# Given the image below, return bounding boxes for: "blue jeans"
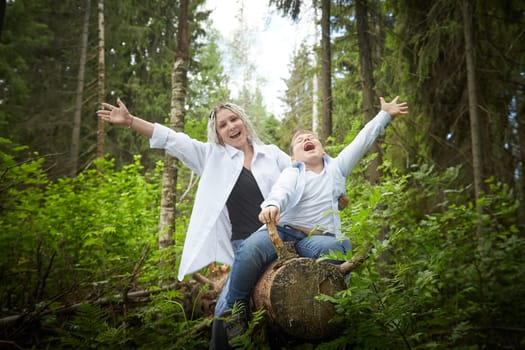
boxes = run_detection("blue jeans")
[224,225,351,310]
[214,239,243,317]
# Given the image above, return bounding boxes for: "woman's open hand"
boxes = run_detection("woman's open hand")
[97,98,133,126]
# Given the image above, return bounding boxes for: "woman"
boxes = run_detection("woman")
[97,98,290,347]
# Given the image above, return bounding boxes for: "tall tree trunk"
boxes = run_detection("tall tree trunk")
[312,66,319,133]
[97,0,105,159]
[516,88,525,226]
[158,0,189,249]
[70,0,91,177]
[320,0,332,141]
[312,5,319,134]
[355,0,380,184]
[462,0,484,205]
[0,0,5,38]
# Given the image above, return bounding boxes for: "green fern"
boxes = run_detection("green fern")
[59,304,130,349]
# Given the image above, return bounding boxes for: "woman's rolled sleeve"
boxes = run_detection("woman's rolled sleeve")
[149,123,172,149]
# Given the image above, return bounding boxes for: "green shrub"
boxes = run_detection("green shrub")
[327,164,525,349]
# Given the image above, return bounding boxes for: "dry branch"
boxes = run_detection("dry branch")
[0,283,180,328]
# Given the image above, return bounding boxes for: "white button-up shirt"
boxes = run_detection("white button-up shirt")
[150,123,290,280]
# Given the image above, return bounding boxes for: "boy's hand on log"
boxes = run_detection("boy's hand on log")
[259,205,280,224]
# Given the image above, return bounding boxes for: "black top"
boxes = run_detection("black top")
[226,167,264,241]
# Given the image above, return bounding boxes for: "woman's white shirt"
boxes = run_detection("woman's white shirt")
[149,123,290,280]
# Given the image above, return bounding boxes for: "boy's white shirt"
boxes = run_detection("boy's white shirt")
[261,110,392,237]
[149,123,291,281]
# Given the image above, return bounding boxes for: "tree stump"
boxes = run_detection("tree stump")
[252,223,346,340]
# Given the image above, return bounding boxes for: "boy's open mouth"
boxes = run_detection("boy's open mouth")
[304,142,315,151]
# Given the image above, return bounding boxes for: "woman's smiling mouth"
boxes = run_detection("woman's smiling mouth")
[230,131,241,139]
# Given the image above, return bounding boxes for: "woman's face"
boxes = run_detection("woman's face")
[215,108,249,149]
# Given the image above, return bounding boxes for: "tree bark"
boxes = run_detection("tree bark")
[312,5,319,134]
[355,0,381,184]
[158,0,189,248]
[96,0,105,159]
[253,257,345,340]
[0,0,5,39]
[320,0,332,141]
[70,0,90,177]
[516,86,525,225]
[462,0,484,205]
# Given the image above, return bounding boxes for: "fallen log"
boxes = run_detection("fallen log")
[252,222,367,340]
[253,256,345,340]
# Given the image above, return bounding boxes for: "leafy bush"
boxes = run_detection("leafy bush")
[327,164,525,349]
[1,152,161,304]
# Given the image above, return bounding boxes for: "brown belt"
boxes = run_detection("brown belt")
[289,225,334,237]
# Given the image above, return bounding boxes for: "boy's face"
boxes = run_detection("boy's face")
[291,132,325,163]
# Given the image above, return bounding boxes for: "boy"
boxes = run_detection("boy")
[221,96,408,344]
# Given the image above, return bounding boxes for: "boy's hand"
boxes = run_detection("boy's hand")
[380,96,409,118]
[259,206,280,224]
[338,194,349,210]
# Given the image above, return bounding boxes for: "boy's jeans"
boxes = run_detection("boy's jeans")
[224,225,351,310]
